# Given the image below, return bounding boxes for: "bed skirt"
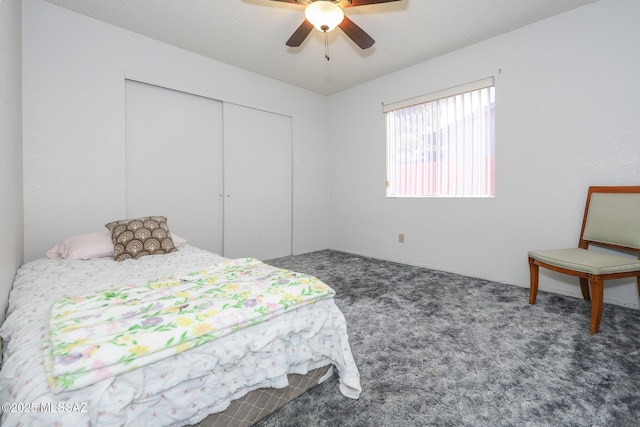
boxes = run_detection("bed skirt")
[194,365,332,427]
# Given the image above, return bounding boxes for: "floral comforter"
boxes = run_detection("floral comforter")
[47,258,335,392]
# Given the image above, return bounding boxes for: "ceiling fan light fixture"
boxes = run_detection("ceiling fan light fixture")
[305,1,344,32]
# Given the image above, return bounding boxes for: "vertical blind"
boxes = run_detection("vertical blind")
[385,78,495,197]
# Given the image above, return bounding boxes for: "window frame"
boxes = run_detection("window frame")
[384,77,495,198]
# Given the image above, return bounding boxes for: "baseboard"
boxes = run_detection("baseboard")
[328,247,640,310]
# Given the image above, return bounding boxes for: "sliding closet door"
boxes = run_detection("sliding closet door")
[223,103,292,260]
[125,80,224,254]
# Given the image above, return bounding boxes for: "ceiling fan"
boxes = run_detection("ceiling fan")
[268,0,402,53]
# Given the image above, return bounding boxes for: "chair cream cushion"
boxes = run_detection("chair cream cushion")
[528,248,640,275]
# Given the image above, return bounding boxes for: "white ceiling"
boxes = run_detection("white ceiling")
[44,0,598,95]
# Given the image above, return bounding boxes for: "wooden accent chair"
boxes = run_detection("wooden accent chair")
[528,186,640,334]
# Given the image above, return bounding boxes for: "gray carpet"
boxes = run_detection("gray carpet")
[256,250,640,427]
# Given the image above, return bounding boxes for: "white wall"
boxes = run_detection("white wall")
[0,0,24,325]
[22,0,331,262]
[328,0,640,308]
[21,0,640,310]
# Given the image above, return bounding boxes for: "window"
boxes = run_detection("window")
[385,78,495,197]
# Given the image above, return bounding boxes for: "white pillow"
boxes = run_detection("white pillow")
[172,233,187,248]
[47,231,187,260]
[46,231,114,260]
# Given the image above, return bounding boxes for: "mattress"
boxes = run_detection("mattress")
[0,245,361,426]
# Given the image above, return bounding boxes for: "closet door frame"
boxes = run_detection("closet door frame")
[124,75,294,259]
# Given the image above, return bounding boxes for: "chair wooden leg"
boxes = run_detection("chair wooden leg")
[579,277,591,301]
[637,275,640,298]
[589,276,604,334]
[528,257,539,305]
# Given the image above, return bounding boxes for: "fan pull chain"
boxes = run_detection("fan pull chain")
[324,31,330,61]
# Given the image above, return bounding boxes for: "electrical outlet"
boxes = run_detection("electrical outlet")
[398,233,405,243]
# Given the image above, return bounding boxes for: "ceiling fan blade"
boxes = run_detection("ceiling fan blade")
[268,0,300,3]
[344,0,402,6]
[286,20,314,47]
[338,15,375,49]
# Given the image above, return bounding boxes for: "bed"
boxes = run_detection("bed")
[0,226,361,426]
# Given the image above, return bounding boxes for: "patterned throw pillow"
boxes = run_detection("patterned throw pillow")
[105,216,178,262]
